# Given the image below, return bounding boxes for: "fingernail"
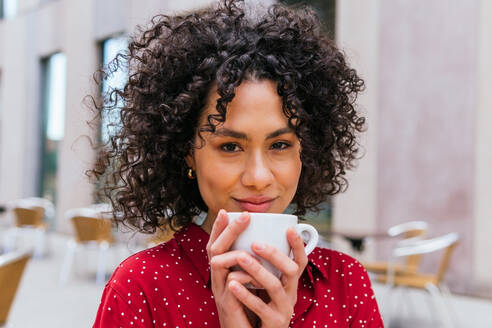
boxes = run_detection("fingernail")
[253,243,265,251]
[238,212,248,222]
[289,228,300,239]
[229,281,240,292]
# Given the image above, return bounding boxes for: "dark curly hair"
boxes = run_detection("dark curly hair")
[90,0,365,234]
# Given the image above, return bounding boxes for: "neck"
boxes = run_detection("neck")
[201,212,215,234]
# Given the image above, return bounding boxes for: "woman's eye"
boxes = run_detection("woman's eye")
[271,141,291,150]
[220,143,241,152]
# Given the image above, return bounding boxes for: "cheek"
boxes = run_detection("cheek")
[197,173,226,196]
[275,156,302,194]
[289,159,303,190]
[194,156,239,204]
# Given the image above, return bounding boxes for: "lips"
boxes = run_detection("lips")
[233,196,276,212]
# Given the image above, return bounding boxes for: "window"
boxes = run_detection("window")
[39,53,67,206]
[0,0,18,19]
[100,35,129,143]
[93,36,128,202]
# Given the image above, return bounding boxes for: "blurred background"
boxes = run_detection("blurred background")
[0,0,491,327]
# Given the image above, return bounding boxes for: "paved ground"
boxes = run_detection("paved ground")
[372,282,492,327]
[2,232,492,328]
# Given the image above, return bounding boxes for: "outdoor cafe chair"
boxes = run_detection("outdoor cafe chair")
[0,250,31,327]
[59,204,114,285]
[378,232,460,328]
[2,197,54,258]
[363,220,429,275]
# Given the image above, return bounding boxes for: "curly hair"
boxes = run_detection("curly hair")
[90,0,365,234]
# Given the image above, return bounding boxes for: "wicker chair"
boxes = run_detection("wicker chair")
[3,198,54,258]
[379,233,460,328]
[0,251,31,327]
[60,205,114,285]
[363,221,429,275]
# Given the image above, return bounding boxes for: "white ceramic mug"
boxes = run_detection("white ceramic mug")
[228,212,319,286]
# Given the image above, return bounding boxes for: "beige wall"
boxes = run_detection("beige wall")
[55,0,99,232]
[0,16,29,202]
[473,0,492,297]
[378,0,477,294]
[334,0,492,296]
[333,0,380,259]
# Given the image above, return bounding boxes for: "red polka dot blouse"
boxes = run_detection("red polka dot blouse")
[93,223,384,327]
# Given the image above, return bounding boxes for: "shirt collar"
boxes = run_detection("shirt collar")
[290,249,329,324]
[174,223,211,284]
[306,247,329,281]
[174,223,329,286]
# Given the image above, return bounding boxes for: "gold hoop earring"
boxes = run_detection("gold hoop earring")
[187,168,196,179]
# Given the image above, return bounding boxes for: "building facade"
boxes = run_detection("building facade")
[0,0,491,297]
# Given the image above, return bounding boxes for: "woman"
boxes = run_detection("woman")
[92,1,383,327]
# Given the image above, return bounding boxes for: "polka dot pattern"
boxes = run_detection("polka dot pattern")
[93,223,384,327]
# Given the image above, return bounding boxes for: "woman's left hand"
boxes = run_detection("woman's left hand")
[227,227,309,328]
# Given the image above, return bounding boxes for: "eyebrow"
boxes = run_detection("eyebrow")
[213,127,293,140]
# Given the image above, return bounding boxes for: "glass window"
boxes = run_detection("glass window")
[93,36,128,202]
[46,54,67,141]
[100,35,128,143]
[39,53,67,207]
[1,0,18,19]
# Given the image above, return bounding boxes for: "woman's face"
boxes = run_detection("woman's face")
[186,79,302,226]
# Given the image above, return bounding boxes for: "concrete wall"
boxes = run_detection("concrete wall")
[378,0,477,294]
[335,0,491,296]
[56,0,99,232]
[333,0,380,260]
[473,0,492,298]
[0,15,29,202]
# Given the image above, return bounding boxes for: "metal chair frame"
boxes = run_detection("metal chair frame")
[60,205,114,285]
[364,220,429,275]
[383,232,460,328]
[2,198,54,258]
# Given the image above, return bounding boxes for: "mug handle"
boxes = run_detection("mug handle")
[295,223,319,255]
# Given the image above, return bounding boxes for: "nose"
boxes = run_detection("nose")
[241,150,274,191]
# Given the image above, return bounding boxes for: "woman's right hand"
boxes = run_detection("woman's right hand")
[206,210,258,328]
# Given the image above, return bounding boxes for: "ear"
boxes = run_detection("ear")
[185,151,195,169]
